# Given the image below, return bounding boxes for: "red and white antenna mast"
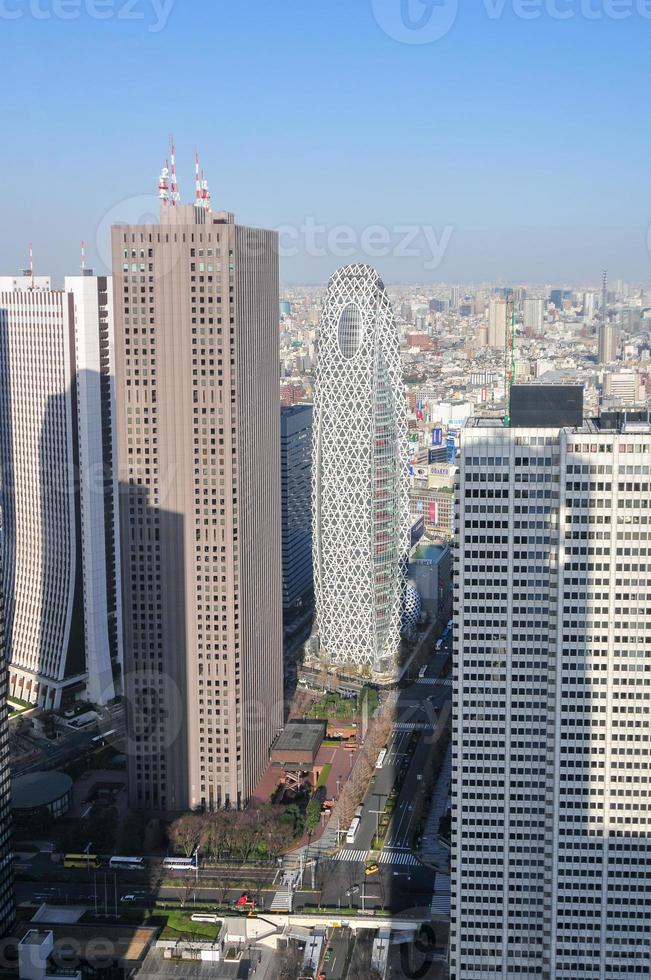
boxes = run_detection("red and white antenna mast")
[195,148,202,207]
[201,167,211,211]
[80,240,85,273]
[194,147,211,211]
[29,242,34,289]
[169,135,180,205]
[159,158,170,206]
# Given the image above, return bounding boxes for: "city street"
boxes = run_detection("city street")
[318,636,452,914]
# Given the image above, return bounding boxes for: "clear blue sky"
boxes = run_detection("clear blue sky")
[1,0,650,284]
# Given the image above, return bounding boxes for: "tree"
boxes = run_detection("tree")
[305,799,320,836]
[258,806,294,860]
[119,810,147,854]
[274,941,303,980]
[201,810,236,863]
[168,814,204,858]
[233,812,259,864]
[86,805,118,853]
[280,804,305,838]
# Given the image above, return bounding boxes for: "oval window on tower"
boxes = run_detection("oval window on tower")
[337,303,363,358]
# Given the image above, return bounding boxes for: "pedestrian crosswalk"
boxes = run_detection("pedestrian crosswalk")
[430,893,450,915]
[414,676,452,687]
[394,722,435,732]
[332,848,369,863]
[332,847,424,867]
[379,849,422,867]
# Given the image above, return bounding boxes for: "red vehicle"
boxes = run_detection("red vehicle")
[233,892,257,911]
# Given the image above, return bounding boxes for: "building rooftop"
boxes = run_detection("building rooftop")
[20,930,51,946]
[411,542,449,563]
[16,923,156,965]
[12,771,72,810]
[272,721,325,756]
[280,402,313,417]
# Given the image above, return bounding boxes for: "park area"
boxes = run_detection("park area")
[165,686,391,862]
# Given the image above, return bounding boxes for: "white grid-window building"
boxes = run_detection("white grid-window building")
[452,412,651,979]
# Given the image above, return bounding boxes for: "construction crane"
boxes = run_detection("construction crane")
[503,294,517,426]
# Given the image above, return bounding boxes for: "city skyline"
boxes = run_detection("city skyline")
[2,2,651,971]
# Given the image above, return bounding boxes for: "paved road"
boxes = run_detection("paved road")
[14,876,322,914]
[11,706,125,776]
[321,928,351,980]
[318,635,453,914]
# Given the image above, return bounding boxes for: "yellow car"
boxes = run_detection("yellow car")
[365,862,380,876]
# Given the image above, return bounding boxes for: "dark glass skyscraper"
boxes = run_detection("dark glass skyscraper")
[280,404,313,612]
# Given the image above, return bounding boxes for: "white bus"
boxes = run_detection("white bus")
[109,856,145,871]
[91,728,117,746]
[376,747,387,769]
[163,856,196,871]
[346,816,361,844]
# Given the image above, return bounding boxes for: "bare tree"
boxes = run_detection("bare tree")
[201,810,237,863]
[168,814,204,857]
[233,811,259,864]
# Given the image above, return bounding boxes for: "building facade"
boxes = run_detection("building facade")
[409,474,455,539]
[312,264,409,677]
[0,280,119,709]
[488,297,508,349]
[0,554,13,936]
[66,275,123,704]
[523,297,544,336]
[112,199,283,812]
[280,404,313,612]
[452,411,651,979]
[598,321,618,364]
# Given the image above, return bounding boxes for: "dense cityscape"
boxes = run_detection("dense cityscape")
[2,3,651,980]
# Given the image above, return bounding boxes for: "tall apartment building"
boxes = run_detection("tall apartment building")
[452,387,651,979]
[0,277,120,709]
[583,291,597,319]
[280,404,313,613]
[488,297,508,349]
[523,297,544,336]
[312,264,409,679]
[111,189,283,813]
[598,321,618,364]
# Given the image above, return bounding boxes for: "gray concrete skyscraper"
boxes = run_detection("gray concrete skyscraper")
[111,166,283,812]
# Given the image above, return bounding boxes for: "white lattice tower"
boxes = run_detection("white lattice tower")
[312,264,409,677]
